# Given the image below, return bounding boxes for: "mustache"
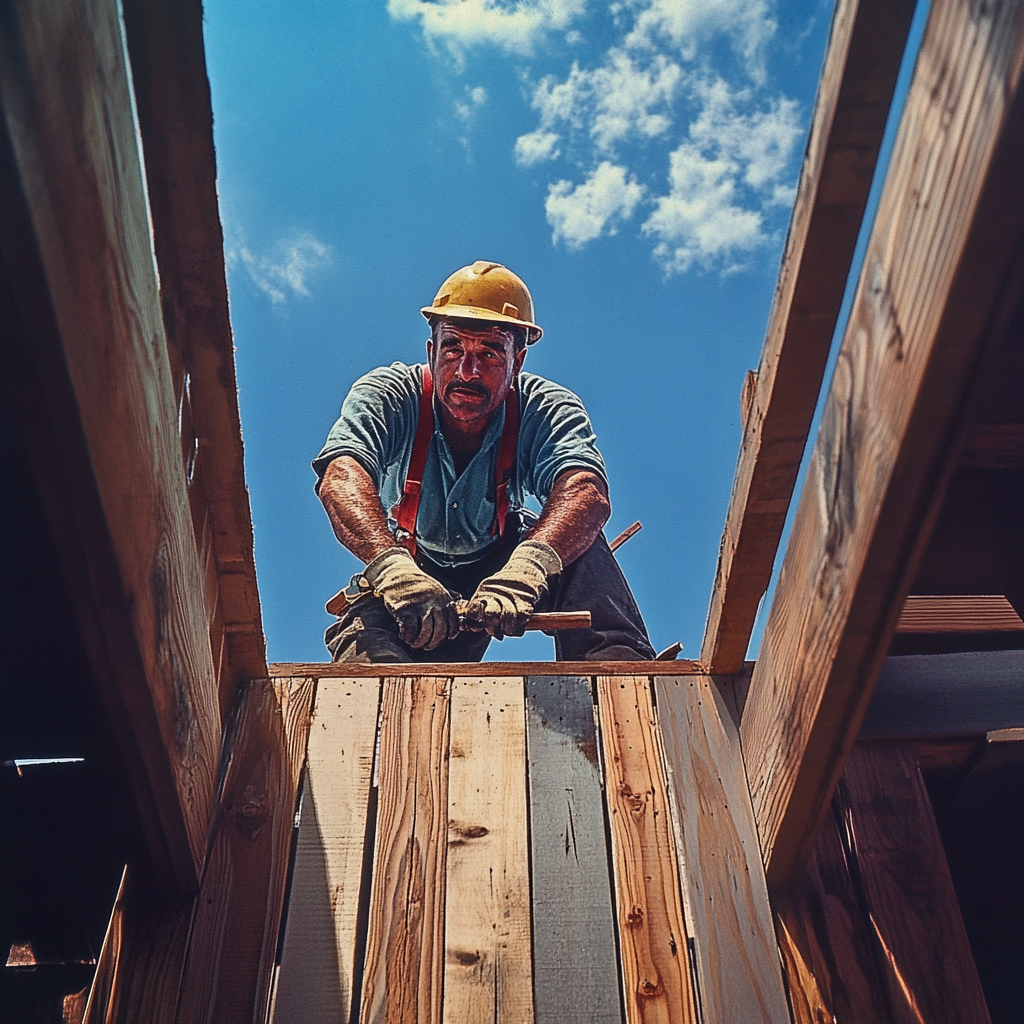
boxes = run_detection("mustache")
[444,378,490,400]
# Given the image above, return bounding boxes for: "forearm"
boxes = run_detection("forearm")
[525,469,611,567]
[319,456,397,563]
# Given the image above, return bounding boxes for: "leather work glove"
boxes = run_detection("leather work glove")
[463,540,563,639]
[363,546,461,650]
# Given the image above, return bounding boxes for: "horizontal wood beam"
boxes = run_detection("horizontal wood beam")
[0,0,224,889]
[269,660,714,678]
[740,0,1024,890]
[896,594,1024,633]
[701,0,917,673]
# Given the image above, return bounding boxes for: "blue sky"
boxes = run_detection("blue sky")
[202,0,840,663]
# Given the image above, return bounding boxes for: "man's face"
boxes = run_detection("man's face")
[428,319,526,430]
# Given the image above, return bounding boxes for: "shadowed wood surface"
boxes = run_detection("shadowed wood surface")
[655,675,789,1024]
[444,678,534,1024]
[701,0,917,673]
[596,676,696,1024]
[361,677,450,1024]
[741,0,1024,888]
[0,0,226,889]
[270,661,710,678]
[524,676,622,1024]
[271,679,380,1024]
[896,595,1024,633]
[176,677,315,1024]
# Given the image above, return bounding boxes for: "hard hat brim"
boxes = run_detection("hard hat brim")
[421,304,542,343]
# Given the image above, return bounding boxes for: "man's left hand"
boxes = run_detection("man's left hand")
[463,540,562,638]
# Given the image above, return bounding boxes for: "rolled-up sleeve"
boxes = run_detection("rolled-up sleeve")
[518,374,608,503]
[312,363,419,491]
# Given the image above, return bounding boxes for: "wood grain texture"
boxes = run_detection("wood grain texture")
[270,661,708,678]
[655,675,789,1024]
[0,0,224,887]
[896,594,1024,633]
[176,677,315,1024]
[741,0,1024,888]
[361,676,451,1024]
[596,676,696,1024]
[838,743,991,1023]
[120,0,266,708]
[443,678,534,1024]
[82,868,127,1024]
[524,676,623,1024]
[701,0,917,673]
[271,679,381,1024]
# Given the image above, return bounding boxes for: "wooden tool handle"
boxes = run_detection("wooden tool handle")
[523,611,591,631]
[325,590,349,616]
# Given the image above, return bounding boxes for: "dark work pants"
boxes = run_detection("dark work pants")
[325,519,655,664]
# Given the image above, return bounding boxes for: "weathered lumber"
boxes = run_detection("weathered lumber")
[82,868,127,1024]
[701,0,917,673]
[270,660,709,678]
[595,676,696,1024]
[176,677,315,1024]
[0,0,224,889]
[361,676,450,1024]
[838,742,990,1023]
[860,650,1024,738]
[524,676,622,1024]
[444,678,534,1024]
[654,675,789,1024]
[271,679,381,1024]
[741,0,1024,888]
[120,0,266,711]
[896,594,1024,633]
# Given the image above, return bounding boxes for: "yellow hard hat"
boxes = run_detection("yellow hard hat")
[421,261,542,343]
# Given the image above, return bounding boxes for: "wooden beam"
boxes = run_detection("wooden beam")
[896,594,1024,633]
[701,0,918,673]
[1,0,227,890]
[740,0,1024,889]
[596,676,697,1024]
[269,660,712,678]
[654,675,789,1024]
[175,677,315,1024]
[120,0,266,707]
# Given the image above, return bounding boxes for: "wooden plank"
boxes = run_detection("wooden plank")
[271,679,380,1024]
[740,0,1024,888]
[655,675,789,1024]
[82,868,127,1024]
[595,676,696,1024]
[443,678,534,1024]
[838,742,991,1023]
[701,0,918,673]
[270,661,708,678]
[360,676,450,1024]
[120,0,266,709]
[0,0,224,888]
[176,677,315,1024]
[896,594,1024,633]
[524,676,621,1024]
[860,650,1024,738]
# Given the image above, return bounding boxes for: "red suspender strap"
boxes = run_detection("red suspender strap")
[493,383,519,537]
[392,366,434,555]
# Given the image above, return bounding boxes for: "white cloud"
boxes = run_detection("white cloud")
[232,232,332,304]
[515,129,561,164]
[456,83,488,119]
[546,161,645,247]
[388,0,587,57]
[589,50,681,151]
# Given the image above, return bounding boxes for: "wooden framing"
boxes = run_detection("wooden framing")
[701,0,917,673]
[740,0,1024,888]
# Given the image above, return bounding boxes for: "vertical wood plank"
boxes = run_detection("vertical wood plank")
[838,743,991,1024]
[361,676,451,1024]
[525,676,622,1024]
[176,676,315,1024]
[271,678,381,1024]
[596,676,696,1024]
[655,675,789,1024]
[443,677,534,1024]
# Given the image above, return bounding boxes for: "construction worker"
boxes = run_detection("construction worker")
[313,261,655,663]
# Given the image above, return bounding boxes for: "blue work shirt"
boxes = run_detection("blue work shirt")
[312,362,608,567]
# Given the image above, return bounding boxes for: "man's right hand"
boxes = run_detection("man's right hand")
[362,546,460,650]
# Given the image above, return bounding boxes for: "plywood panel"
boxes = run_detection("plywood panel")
[596,676,696,1024]
[443,678,534,1024]
[271,679,380,1024]
[361,676,450,1024]
[655,675,789,1023]
[525,676,622,1024]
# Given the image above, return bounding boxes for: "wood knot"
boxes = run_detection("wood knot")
[449,949,480,967]
[638,978,664,999]
[449,821,488,845]
[626,906,644,928]
[231,783,269,838]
